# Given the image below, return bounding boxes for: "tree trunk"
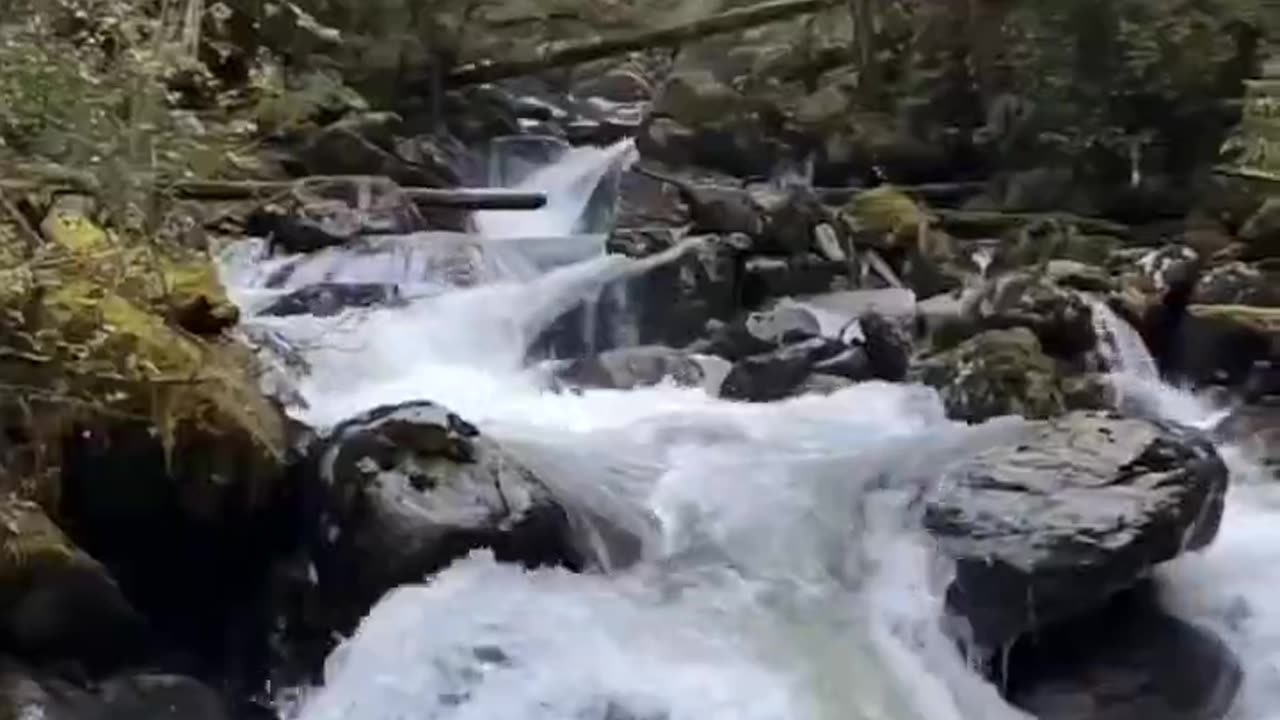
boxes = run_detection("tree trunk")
[448,0,843,85]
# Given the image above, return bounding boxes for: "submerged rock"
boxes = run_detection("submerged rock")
[553,346,706,391]
[308,401,584,630]
[0,664,231,720]
[720,337,847,402]
[1006,586,1241,720]
[260,282,404,317]
[925,411,1228,650]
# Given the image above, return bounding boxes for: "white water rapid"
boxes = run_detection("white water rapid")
[219,142,1275,720]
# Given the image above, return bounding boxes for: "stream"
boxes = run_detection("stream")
[216,142,1279,720]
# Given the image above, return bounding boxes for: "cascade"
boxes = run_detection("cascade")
[214,142,1277,720]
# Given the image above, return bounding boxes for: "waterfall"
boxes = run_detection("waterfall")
[216,143,1275,720]
[1089,297,1159,380]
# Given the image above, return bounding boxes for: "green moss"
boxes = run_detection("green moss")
[842,186,929,243]
[916,327,1067,423]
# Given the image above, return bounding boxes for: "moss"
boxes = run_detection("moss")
[843,186,929,241]
[916,327,1067,423]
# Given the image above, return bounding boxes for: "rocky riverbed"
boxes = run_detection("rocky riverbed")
[0,1,1278,719]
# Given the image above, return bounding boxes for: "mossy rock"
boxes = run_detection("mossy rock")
[39,196,239,335]
[841,186,930,246]
[0,495,143,666]
[915,327,1067,423]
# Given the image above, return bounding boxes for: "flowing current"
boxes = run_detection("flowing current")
[220,143,1276,720]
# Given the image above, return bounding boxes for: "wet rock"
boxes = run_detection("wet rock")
[308,401,584,630]
[1191,262,1280,307]
[1006,587,1241,720]
[859,311,912,382]
[299,112,457,188]
[791,373,855,397]
[0,497,144,670]
[0,665,231,720]
[925,411,1228,649]
[810,346,873,381]
[1238,196,1280,259]
[260,283,404,318]
[915,328,1066,422]
[686,305,820,362]
[553,346,705,391]
[1211,402,1280,470]
[248,177,426,255]
[720,337,846,402]
[751,185,840,256]
[1175,304,1280,388]
[641,70,779,178]
[967,270,1097,359]
[741,255,851,305]
[685,185,764,237]
[613,171,691,230]
[1044,260,1114,294]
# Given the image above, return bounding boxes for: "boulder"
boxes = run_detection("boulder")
[298,112,457,188]
[1006,587,1241,720]
[0,497,144,670]
[686,305,820,362]
[247,177,426,255]
[684,185,765,237]
[0,665,231,720]
[260,283,404,318]
[552,346,706,391]
[751,185,841,256]
[924,412,1229,649]
[859,311,912,382]
[1191,262,1280,307]
[741,255,852,305]
[720,337,847,402]
[915,328,1067,423]
[967,271,1097,359]
[1238,196,1280,259]
[307,402,585,631]
[1174,304,1280,388]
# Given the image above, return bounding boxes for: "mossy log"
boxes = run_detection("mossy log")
[447,0,844,85]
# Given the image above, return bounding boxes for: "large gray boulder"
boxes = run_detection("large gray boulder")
[309,402,586,630]
[924,411,1228,650]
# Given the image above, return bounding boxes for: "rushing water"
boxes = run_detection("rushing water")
[220,142,1276,720]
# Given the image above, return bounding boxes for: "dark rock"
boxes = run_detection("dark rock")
[810,346,873,381]
[308,401,584,631]
[0,666,231,720]
[915,328,1066,422]
[299,113,455,188]
[1006,587,1241,720]
[791,373,855,397]
[613,171,691,230]
[859,312,912,382]
[1044,260,1115,294]
[553,346,706,391]
[686,305,820,362]
[968,271,1097,359]
[1175,305,1279,388]
[260,283,404,318]
[720,337,845,402]
[1211,402,1280,470]
[751,185,839,256]
[1191,262,1280,307]
[1238,196,1280,259]
[925,411,1228,649]
[741,255,851,305]
[0,498,145,672]
[247,177,425,255]
[685,186,764,237]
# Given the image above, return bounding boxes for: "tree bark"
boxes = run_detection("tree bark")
[448,0,843,86]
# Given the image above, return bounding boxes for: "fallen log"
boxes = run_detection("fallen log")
[934,208,1130,237]
[448,0,843,86]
